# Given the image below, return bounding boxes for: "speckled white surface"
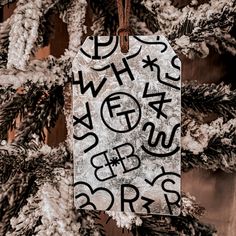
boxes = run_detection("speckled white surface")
[73,36,181,215]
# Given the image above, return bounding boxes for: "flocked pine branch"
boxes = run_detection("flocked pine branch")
[0,17,10,50]
[0,143,70,184]
[0,143,69,235]
[0,81,64,145]
[90,14,108,36]
[0,18,11,68]
[4,169,83,236]
[60,0,87,56]
[0,92,25,140]
[129,14,153,35]
[77,210,106,236]
[106,211,142,230]
[37,9,55,48]
[0,85,15,105]
[0,8,55,69]
[14,84,64,146]
[142,0,236,58]
[0,1,71,69]
[0,170,37,235]
[0,143,106,236]
[5,184,45,236]
[182,117,236,172]
[63,83,73,151]
[0,84,48,141]
[90,0,117,34]
[182,83,236,120]
[0,49,8,69]
[90,0,159,35]
[0,1,16,6]
[0,58,66,89]
[7,0,62,70]
[131,0,159,33]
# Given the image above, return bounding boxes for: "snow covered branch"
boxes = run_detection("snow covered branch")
[0,143,106,236]
[60,0,87,57]
[0,57,67,89]
[182,83,236,120]
[142,0,236,57]
[0,80,64,144]
[0,18,11,69]
[182,117,236,172]
[7,0,61,70]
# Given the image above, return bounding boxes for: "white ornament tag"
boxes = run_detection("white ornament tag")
[73,36,181,215]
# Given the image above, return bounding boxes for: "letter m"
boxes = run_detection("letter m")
[73,71,107,98]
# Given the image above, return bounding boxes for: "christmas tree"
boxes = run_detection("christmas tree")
[0,0,235,235]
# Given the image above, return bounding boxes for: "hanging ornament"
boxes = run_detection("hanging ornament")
[73,0,181,216]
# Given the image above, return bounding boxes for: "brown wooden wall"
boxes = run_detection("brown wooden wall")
[2,2,236,236]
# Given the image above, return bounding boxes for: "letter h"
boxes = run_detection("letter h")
[110,58,135,86]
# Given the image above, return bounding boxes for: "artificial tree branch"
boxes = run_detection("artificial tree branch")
[182,117,236,172]
[7,0,62,70]
[182,83,236,120]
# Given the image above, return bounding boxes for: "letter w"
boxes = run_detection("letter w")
[73,71,107,98]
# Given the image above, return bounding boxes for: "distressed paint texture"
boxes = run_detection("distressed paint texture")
[73,36,181,215]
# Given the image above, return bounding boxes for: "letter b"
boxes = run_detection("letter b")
[113,143,141,174]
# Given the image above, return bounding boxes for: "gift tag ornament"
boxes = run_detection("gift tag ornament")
[73,36,181,215]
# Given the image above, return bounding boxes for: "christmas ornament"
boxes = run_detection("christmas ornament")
[73,35,181,215]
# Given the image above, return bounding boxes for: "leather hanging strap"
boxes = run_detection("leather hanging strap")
[116,0,131,53]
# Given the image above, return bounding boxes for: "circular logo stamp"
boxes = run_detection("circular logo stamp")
[101,92,141,133]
